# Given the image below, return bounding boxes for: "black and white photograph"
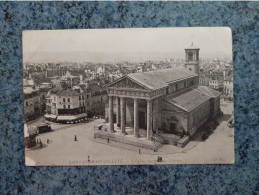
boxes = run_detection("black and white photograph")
[23,27,234,166]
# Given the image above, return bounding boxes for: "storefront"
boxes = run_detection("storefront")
[24,124,38,148]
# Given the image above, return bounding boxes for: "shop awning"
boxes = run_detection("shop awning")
[57,113,87,121]
[44,114,57,119]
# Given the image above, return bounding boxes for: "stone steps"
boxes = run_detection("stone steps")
[151,135,165,151]
[94,131,156,150]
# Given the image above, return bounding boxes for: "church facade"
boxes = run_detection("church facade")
[100,46,221,148]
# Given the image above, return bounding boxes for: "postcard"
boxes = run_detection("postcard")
[23,27,234,166]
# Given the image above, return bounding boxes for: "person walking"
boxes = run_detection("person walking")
[40,139,42,148]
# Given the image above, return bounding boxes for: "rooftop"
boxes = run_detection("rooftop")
[23,86,39,94]
[23,87,34,94]
[196,86,221,98]
[50,85,79,96]
[127,67,197,90]
[164,86,220,111]
[23,79,35,87]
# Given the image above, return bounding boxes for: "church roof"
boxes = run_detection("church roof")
[164,88,210,111]
[126,67,197,90]
[164,86,220,111]
[197,86,221,98]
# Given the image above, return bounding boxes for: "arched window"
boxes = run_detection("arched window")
[188,52,193,61]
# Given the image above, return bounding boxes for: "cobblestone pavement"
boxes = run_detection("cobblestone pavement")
[25,100,234,165]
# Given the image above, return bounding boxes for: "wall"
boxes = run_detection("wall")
[188,100,211,135]
[162,100,188,135]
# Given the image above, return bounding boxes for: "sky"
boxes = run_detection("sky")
[23,27,232,64]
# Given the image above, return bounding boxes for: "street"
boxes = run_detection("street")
[26,100,234,166]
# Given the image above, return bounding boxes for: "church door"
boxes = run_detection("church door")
[139,111,146,129]
[113,114,116,124]
[170,123,176,134]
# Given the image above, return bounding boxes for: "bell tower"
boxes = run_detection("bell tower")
[184,43,200,77]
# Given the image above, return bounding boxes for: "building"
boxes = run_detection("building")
[96,45,221,149]
[223,71,233,100]
[45,82,87,123]
[38,82,53,113]
[61,71,80,87]
[209,71,224,91]
[199,67,209,86]
[23,78,43,122]
[24,86,42,122]
[82,82,108,118]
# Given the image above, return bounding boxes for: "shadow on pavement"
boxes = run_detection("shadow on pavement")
[30,143,48,150]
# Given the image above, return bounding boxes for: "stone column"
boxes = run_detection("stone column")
[109,96,114,132]
[116,97,120,128]
[120,97,126,134]
[133,98,139,137]
[147,99,153,140]
[153,98,158,135]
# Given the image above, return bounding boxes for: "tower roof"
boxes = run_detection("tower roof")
[185,42,200,50]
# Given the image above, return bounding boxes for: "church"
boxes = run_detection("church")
[95,45,221,149]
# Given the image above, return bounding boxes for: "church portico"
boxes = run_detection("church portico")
[108,92,156,140]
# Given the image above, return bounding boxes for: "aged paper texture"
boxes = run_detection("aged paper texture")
[23,28,234,166]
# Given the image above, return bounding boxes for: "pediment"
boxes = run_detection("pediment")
[108,77,147,90]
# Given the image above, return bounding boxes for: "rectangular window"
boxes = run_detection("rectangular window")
[79,96,81,101]
[63,105,66,109]
[68,105,70,109]
[26,101,28,106]
[63,98,65,102]
[68,98,70,102]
